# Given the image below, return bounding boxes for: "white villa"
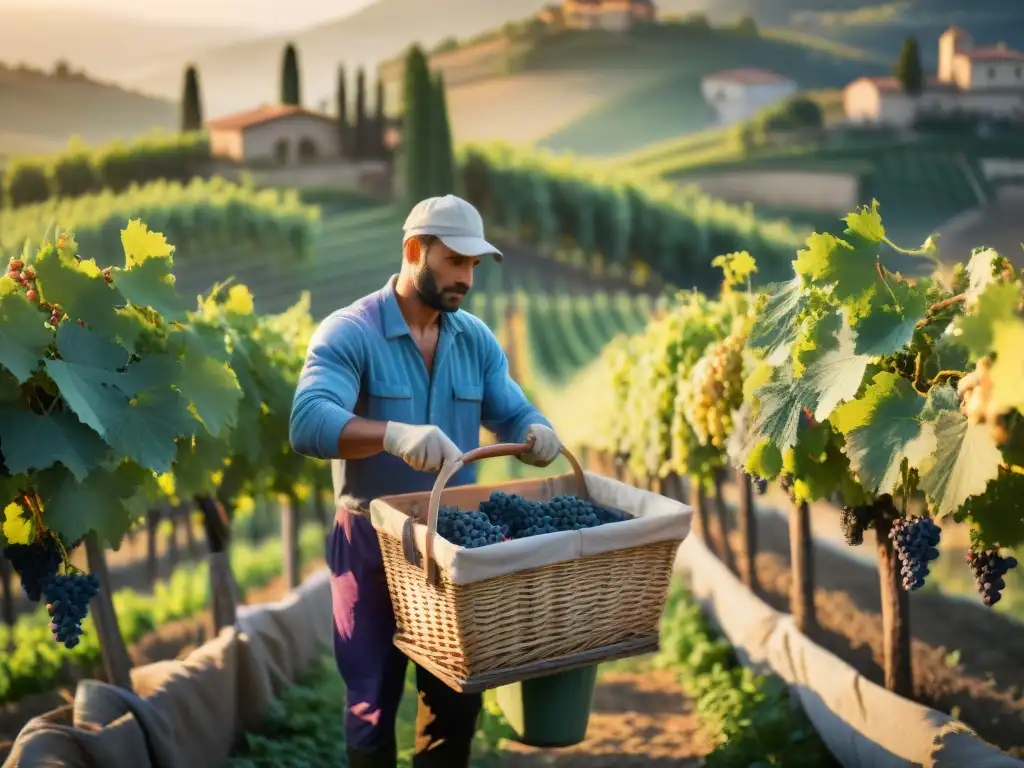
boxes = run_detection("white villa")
[844,26,1024,127]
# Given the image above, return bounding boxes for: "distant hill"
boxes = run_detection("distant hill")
[0,8,260,84]
[0,64,177,161]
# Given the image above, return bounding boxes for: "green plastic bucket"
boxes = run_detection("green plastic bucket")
[495,665,598,747]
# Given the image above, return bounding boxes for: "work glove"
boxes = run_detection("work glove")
[383,422,462,472]
[519,424,561,467]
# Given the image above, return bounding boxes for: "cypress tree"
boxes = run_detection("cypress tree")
[894,36,923,95]
[281,43,301,105]
[375,77,387,158]
[431,72,455,196]
[354,67,367,160]
[336,65,349,158]
[181,65,203,132]
[402,44,432,204]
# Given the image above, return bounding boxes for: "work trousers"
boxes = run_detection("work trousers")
[327,506,482,765]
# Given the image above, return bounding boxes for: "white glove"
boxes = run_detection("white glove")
[383,422,462,472]
[519,424,561,467]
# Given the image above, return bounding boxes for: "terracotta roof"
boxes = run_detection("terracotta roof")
[703,68,792,86]
[206,104,335,132]
[960,44,1024,62]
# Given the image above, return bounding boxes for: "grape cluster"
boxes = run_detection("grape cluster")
[7,256,67,325]
[436,507,506,549]
[750,475,768,495]
[890,516,941,591]
[840,505,875,546]
[44,573,101,649]
[3,537,62,601]
[966,549,1018,606]
[958,358,1010,445]
[683,332,745,448]
[438,492,620,549]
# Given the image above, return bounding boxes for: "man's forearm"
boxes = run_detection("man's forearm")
[337,417,389,460]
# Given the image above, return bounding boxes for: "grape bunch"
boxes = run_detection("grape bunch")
[958,358,1010,445]
[3,536,63,601]
[966,549,1018,606]
[683,332,745,448]
[43,573,101,649]
[749,475,768,495]
[839,505,875,546]
[890,516,941,591]
[6,258,39,303]
[436,507,505,549]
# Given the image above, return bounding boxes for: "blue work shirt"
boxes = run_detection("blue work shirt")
[289,276,552,503]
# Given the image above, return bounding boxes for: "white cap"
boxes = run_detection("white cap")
[402,195,503,262]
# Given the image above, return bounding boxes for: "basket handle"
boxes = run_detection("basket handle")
[421,441,587,586]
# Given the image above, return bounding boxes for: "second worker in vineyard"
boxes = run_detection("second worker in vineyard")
[289,194,563,768]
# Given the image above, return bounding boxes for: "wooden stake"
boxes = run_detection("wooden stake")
[711,471,737,573]
[282,493,301,590]
[736,473,759,592]
[84,531,133,692]
[689,480,709,543]
[789,499,817,632]
[146,508,160,587]
[875,512,913,696]
[197,494,238,631]
[0,557,14,647]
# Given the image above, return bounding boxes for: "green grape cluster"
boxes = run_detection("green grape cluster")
[683,331,745,448]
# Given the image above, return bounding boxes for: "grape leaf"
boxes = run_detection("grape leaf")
[793,231,878,302]
[952,281,1020,362]
[33,248,133,343]
[920,381,959,419]
[2,502,31,545]
[747,277,806,365]
[916,410,1003,517]
[112,257,189,322]
[843,200,886,242]
[0,407,107,480]
[853,280,929,356]
[0,293,53,383]
[40,464,145,547]
[120,219,174,266]
[987,319,1024,415]
[104,389,197,473]
[831,372,933,494]
[178,348,241,438]
[797,311,872,422]
[956,472,1024,549]
[0,370,20,402]
[750,364,811,451]
[173,434,230,497]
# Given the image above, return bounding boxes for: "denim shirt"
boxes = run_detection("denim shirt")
[289,276,552,503]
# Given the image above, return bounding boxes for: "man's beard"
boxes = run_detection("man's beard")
[414,264,468,313]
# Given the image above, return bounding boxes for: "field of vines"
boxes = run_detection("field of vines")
[548,205,1024,756]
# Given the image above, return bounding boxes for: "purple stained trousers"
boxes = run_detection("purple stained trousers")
[327,506,482,757]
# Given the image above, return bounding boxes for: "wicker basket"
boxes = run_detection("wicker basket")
[370,442,691,693]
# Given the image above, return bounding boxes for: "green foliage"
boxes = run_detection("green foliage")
[0,524,323,705]
[0,176,320,263]
[402,44,433,205]
[457,142,803,290]
[657,581,837,767]
[894,36,924,95]
[3,132,211,207]
[281,43,301,106]
[353,66,368,160]
[181,66,203,133]
[431,72,456,196]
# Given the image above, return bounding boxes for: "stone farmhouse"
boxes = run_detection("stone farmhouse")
[206,104,342,165]
[843,26,1024,127]
[700,69,798,124]
[538,0,657,32]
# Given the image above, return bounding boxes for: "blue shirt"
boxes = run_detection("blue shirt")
[289,276,552,503]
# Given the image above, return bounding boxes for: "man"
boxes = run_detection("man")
[289,194,562,768]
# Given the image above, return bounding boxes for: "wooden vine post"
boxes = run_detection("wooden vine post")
[281,493,301,590]
[84,532,134,692]
[875,507,913,696]
[689,480,710,543]
[789,499,817,632]
[736,473,759,591]
[312,479,330,529]
[146,507,160,587]
[197,494,239,632]
[0,557,14,640]
[182,504,198,559]
[165,503,179,567]
[711,470,737,573]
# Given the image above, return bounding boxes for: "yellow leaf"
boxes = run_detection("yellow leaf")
[712,251,758,290]
[2,502,32,545]
[225,285,254,315]
[120,219,174,266]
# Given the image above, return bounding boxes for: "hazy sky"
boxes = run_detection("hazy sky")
[3,0,377,30]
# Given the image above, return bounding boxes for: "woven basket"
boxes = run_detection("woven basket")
[371,442,689,693]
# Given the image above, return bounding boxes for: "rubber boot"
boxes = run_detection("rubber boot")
[346,739,397,768]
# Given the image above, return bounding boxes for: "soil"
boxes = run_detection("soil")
[501,664,711,767]
[705,484,1024,758]
[0,558,325,761]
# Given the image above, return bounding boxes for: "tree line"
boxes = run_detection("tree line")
[180,43,389,162]
[400,44,456,203]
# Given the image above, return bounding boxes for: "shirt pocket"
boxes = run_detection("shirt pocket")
[452,381,483,426]
[366,380,413,423]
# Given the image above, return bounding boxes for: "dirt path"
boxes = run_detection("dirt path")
[706,483,1024,757]
[501,662,711,767]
